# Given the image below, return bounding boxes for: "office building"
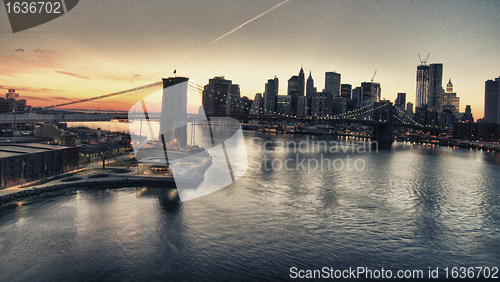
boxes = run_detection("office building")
[341,84,352,102]
[461,105,474,123]
[298,67,305,97]
[277,95,292,116]
[286,68,305,116]
[428,63,444,112]
[453,122,500,142]
[311,92,329,117]
[296,96,308,118]
[1,89,30,130]
[352,87,362,109]
[288,76,300,116]
[415,62,443,126]
[225,84,241,115]
[306,71,316,116]
[406,102,414,119]
[361,82,381,104]
[202,76,232,116]
[330,97,347,116]
[263,76,279,115]
[443,79,460,113]
[395,93,406,111]
[237,96,252,115]
[249,93,264,115]
[416,64,430,108]
[0,143,79,188]
[306,71,316,97]
[484,77,500,124]
[325,72,341,97]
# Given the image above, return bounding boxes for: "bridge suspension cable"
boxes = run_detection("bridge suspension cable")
[43,81,163,110]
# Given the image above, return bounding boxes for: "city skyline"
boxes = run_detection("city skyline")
[1,0,499,118]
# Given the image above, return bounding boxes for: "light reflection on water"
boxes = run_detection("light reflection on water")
[0,132,499,281]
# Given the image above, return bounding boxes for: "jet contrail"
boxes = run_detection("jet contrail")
[148,1,290,81]
[212,0,290,44]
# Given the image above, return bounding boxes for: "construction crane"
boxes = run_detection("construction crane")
[418,53,430,65]
[371,70,377,83]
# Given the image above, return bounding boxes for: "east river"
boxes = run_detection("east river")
[1,131,500,281]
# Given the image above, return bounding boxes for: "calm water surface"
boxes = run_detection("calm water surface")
[1,132,500,281]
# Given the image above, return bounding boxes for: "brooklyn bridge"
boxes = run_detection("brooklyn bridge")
[0,78,443,143]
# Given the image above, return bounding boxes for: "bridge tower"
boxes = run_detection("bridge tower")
[160,77,189,148]
[372,102,394,144]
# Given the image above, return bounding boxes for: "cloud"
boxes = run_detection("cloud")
[54,70,90,80]
[0,49,66,76]
[20,95,72,102]
[0,85,80,106]
[0,85,53,93]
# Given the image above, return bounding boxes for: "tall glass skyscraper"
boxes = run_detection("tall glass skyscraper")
[416,63,443,112]
[416,65,429,109]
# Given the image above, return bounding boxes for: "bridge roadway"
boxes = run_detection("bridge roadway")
[0,110,443,143]
[0,110,442,131]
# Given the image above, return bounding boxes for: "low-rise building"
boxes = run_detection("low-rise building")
[0,143,79,188]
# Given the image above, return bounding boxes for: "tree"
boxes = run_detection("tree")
[97,141,110,169]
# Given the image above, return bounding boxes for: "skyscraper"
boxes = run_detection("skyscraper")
[296,96,307,118]
[249,93,264,115]
[277,95,292,116]
[226,84,241,115]
[352,87,362,108]
[325,72,341,97]
[428,63,443,112]
[361,82,381,104]
[311,91,328,117]
[288,75,300,116]
[298,67,305,97]
[306,71,316,116]
[443,78,459,113]
[395,93,406,110]
[264,76,279,115]
[484,77,500,124]
[287,68,305,116]
[341,84,352,102]
[446,78,453,93]
[406,102,414,118]
[306,71,316,97]
[416,64,430,109]
[462,105,474,123]
[202,76,232,116]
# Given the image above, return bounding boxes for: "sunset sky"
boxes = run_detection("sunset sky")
[1,0,499,118]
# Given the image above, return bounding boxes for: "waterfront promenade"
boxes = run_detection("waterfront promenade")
[0,152,212,204]
[0,154,137,200]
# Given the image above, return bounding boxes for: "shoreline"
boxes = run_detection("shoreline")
[1,133,498,205]
[0,154,211,206]
[0,177,177,206]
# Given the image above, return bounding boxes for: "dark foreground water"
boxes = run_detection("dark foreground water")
[1,132,500,281]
